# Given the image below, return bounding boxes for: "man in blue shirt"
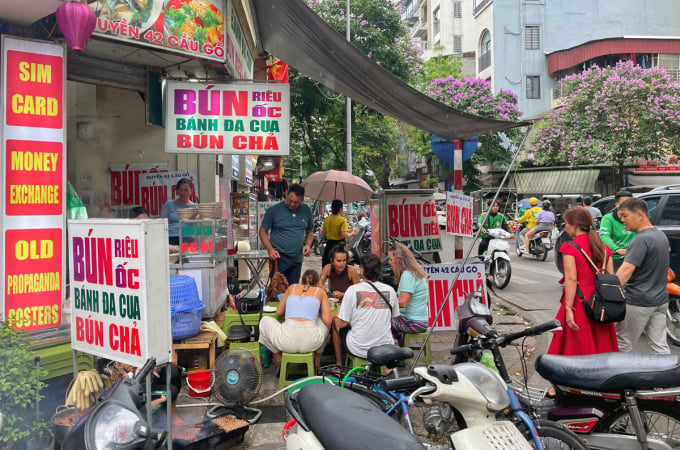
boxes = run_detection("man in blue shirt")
[259,184,314,284]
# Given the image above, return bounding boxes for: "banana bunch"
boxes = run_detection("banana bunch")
[66,369,105,411]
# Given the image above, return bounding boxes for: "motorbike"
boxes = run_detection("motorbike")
[666,268,680,346]
[347,216,371,266]
[64,357,167,449]
[451,289,680,450]
[515,223,552,261]
[312,217,326,256]
[480,228,513,289]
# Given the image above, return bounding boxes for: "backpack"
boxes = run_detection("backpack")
[567,242,626,324]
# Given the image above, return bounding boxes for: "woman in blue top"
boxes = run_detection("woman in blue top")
[388,243,429,344]
[259,270,333,370]
[160,178,197,245]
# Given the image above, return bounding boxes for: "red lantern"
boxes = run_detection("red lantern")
[56,1,96,51]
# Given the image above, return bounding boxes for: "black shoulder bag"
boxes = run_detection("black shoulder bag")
[567,242,626,324]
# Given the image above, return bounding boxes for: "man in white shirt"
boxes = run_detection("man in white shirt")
[332,254,400,364]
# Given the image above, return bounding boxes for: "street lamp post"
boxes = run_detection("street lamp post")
[346,0,353,175]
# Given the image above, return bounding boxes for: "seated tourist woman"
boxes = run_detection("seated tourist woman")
[320,244,360,302]
[259,269,332,370]
[388,243,429,344]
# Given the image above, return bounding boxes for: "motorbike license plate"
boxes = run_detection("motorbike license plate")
[541,238,551,245]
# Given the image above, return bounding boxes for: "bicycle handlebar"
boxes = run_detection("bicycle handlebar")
[381,375,424,392]
[449,320,561,356]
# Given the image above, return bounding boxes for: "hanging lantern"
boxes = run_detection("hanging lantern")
[55,1,96,51]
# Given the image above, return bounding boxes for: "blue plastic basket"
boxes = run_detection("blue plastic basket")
[170,276,205,340]
[171,305,206,340]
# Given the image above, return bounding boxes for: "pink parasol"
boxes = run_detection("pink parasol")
[301,170,374,203]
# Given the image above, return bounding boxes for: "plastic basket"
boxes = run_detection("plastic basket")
[170,276,203,313]
[171,304,205,340]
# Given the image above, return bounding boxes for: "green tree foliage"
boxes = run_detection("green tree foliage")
[531,61,680,186]
[0,320,49,446]
[290,0,420,186]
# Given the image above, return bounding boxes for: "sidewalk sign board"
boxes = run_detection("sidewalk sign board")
[377,189,441,255]
[425,261,485,331]
[68,219,172,366]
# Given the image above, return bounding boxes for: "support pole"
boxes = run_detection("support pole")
[346,0,352,174]
[453,140,463,259]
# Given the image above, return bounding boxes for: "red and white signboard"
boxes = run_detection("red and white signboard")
[425,261,486,331]
[1,37,66,331]
[68,220,172,366]
[138,170,199,216]
[446,192,473,237]
[109,162,169,216]
[165,81,290,155]
[385,195,442,253]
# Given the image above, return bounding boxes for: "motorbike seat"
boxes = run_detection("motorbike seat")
[536,352,680,391]
[296,383,425,450]
[367,345,414,368]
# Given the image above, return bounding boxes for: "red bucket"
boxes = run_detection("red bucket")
[186,369,214,397]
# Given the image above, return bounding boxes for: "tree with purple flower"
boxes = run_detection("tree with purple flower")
[531,61,680,187]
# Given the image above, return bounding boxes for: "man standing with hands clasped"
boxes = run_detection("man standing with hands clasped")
[259,184,314,285]
[615,198,670,354]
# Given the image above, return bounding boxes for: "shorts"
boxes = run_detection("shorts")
[532,222,553,233]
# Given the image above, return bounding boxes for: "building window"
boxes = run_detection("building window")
[433,7,440,35]
[453,1,462,18]
[525,25,540,50]
[526,76,540,99]
[479,31,491,71]
[453,35,462,54]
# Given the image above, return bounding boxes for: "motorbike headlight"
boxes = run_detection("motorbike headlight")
[454,363,509,412]
[86,402,147,449]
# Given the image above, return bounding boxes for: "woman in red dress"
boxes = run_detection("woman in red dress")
[548,207,619,355]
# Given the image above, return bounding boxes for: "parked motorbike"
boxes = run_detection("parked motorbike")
[666,268,680,346]
[451,289,680,450]
[64,358,167,449]
[312,217,325,256]
[480,228,513,289]
[515,223,552,261]
[347,216,371,266]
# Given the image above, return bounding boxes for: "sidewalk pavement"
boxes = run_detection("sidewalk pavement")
[216,253,551,449]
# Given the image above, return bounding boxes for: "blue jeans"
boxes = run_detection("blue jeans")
[272,254,302,285]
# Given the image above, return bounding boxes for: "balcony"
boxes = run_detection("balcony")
[478,52,491,71]
[414,20,428,38]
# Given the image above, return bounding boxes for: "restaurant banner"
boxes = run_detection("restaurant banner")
[109,162,169,217]
[1,36,66,331]
[446,192,473,237]
[385,195,441,253]
[68,219,172,366]
[165,81,290,155]
[89,0,228,63]
[138,170,199,216]
[425,261,486,331]
[224,0,253,79]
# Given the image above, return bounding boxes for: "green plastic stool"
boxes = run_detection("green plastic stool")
[229,341,262,367]
[402,329,432,365]
[278,352,315,390]
[345,353,384,375]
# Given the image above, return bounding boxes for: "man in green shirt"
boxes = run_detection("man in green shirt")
[599,190,635,271]
[259,184,314,284]
[477,201,510,256]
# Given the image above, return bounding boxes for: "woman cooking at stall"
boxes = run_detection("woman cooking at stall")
[160,178,197,245]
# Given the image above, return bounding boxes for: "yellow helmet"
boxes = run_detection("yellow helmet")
[529,197,539,206]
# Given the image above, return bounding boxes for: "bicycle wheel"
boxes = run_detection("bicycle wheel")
[601,404,680,448]
[519,419,588,450]
[667,295,680,346]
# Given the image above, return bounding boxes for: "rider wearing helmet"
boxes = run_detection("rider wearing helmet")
[477,201,510,256]
[517,197,543,251]
[524,200,555,251]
